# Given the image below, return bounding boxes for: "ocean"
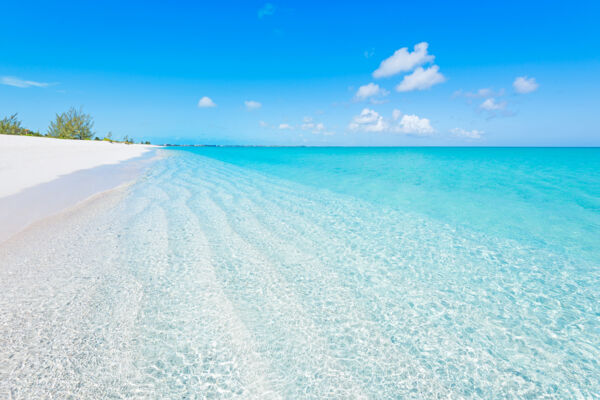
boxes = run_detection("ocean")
[1,147,599,398]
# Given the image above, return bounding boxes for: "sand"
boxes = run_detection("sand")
[0,134,153,198]
[0,134,156,242]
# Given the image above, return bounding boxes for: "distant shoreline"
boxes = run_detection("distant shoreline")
[162,143,600,148]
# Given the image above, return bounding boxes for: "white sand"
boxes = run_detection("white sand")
[0,134,153,198]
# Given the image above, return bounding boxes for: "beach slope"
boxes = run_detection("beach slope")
[0,134,154,242]
[0,134,152,198]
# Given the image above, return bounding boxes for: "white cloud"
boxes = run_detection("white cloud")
[197,96,216,108]
[393,114,434,135]
[373,42,434,78]
[451,127,483,139]
[479,97,514,118]
[354,83,389,101]
[278,123,292,130]
[349,108,387,132]
[1,76,50,88]
[396,65,445,92]
[480,97,506,111]
[258,3,275,18]
[259,120,268,127]
[513,76,539,94]
[350,108,434,135]
[245,100,262,110]
[301,117,333,135]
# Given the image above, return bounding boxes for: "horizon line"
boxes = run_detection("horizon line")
[161,144,600,149]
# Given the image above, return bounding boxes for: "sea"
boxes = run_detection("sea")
[1,147,599,398]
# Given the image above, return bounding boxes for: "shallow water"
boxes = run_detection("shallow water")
[1,147,599,398]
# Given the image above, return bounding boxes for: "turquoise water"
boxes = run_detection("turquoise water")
[184,147,600,266]
[1,147,599,398]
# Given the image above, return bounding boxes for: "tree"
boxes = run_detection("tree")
[0,113,24,135]
[47,107,94,139]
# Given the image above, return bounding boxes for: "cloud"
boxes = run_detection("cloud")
[245,100,262,110]
[197,96,216,108]
[354,83,389,101]
[301,117,334,135]
[258,3,275,18]
[480,97,506,111]
[453,88,504,99]
[451,127,483,139]
[278,123,292,130]
[349,108,387,132]
[455,89,513,117]
[1,76,51,88]
[513,76,539,94]
[259,120,268,127]
[479,97,515,119]
[373,42,434,78]
[467,88,493,98]
[393,113,435,135]
[301,117,316,129]
[350,108,434,135]
[396,65,445,92]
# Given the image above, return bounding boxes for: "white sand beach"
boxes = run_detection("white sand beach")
[0,134,153,198]
[0,134,155,242]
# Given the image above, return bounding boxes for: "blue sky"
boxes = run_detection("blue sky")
[1,0,599,145]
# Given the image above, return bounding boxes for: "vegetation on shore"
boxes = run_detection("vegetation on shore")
[0,109,151,144]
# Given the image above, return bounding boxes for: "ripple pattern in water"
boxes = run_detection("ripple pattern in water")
[1,148,599,398]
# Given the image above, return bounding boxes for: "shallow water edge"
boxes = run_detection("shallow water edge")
[0,149,161,243]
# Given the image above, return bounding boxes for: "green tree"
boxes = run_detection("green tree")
[0,113,25,135]
[47,107,94,139]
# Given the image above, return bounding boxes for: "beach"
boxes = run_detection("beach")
[2,0,598,397]
[0,134,153,198]
[0,134,154,242]
[1,146,599,398]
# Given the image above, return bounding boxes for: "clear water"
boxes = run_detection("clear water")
[1,147,599,398]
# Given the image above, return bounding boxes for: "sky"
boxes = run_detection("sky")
[1,0,599,146]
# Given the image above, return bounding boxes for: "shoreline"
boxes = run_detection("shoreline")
[1,147,598,397]
[0,134,155,198]
[0,151,159,243]
[0,134,161,243]
[0,177,133,249]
